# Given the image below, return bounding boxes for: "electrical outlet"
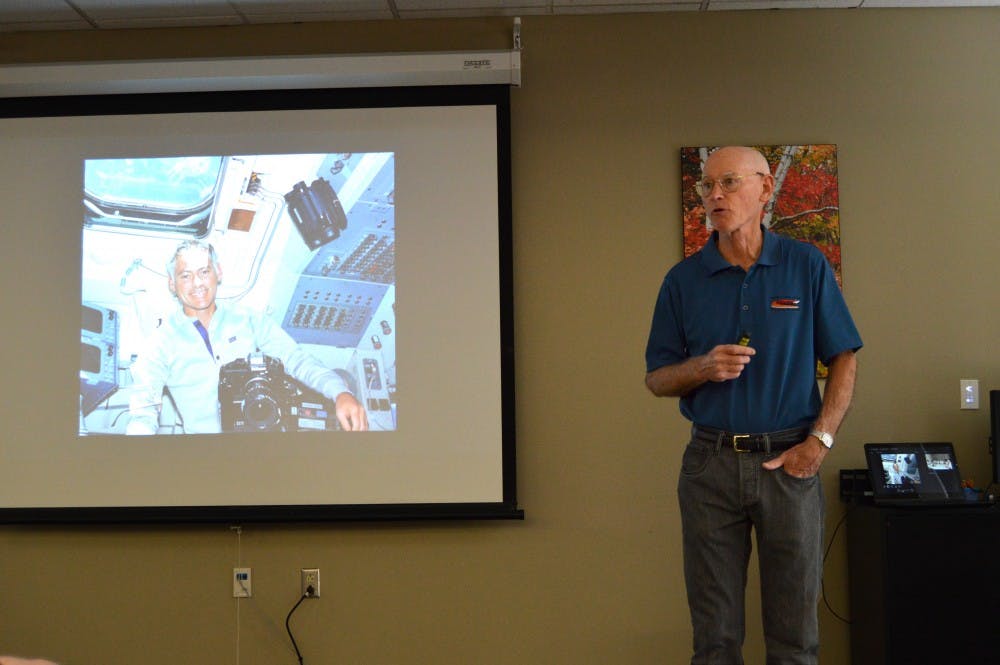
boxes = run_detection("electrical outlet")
[301,568,320,598]
[233,567,252,598]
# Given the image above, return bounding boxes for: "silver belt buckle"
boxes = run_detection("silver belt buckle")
[732,434,751,453]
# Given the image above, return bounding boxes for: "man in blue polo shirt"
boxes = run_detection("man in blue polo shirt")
[645,146,861,664]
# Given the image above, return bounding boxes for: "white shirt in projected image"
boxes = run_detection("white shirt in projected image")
[127,301,349,435]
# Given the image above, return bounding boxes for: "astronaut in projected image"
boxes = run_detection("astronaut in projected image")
[126,240,368,434]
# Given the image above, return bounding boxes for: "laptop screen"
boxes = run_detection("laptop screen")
[864,442,964,502]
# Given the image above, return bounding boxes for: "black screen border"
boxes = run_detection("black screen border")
[0,83,521,524]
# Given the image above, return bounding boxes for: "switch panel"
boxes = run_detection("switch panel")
[960,379,980,410]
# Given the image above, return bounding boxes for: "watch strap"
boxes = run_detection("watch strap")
[810,430,834,449]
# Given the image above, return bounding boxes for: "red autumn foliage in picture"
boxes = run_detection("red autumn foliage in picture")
[681,144,841,377]
[680,144,842,287]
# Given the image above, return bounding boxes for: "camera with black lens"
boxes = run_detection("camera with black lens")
[218,353,299,432]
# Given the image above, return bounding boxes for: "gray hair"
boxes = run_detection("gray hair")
[166,239,219,277]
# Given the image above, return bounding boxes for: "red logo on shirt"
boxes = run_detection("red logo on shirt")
[770,298,800,310]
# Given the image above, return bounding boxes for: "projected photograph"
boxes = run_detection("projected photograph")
[80,153,397,436]
[880,453,921,487]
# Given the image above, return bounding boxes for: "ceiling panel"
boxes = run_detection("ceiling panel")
[705,0,858,9]
[551,0,700,12]
[394,0,548,20]
[554,0,695,5]
[240,9,395,22]
[233,0,395,23]
[0,0,93,30]
[862,0,998,5]
[394,0,547,8]
[0,0,996,32]
[71,0,241,20]
[0,0,80,20]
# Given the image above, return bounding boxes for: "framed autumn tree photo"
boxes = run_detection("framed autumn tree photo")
[680,144,842,375]
[681,144,842,285]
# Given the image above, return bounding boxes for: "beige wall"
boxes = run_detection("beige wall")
[3,8,1000,664]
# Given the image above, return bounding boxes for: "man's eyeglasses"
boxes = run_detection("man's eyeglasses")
[694,172,766,198]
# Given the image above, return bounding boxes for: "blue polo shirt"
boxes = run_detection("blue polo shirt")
[645,228,862,433]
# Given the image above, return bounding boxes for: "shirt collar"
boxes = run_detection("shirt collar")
[699,226,779,274]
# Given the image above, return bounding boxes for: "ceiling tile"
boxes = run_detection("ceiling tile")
[395,0,547,7]
[395,0,549,20]
[0,21,92,32]
[553,0,693,5]
[1,0,998,33]
[233,0,394,22]
[0,0,92,30]
[232,0,390,10]
[72,0,242,20]
[0,0,77,20]
[552,1,700,12]
[862,0,997,5]
[706,0,857,7]
[242,10,395,22]
[93,15,247,28]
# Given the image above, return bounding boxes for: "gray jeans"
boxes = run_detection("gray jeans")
[677,435,824,665]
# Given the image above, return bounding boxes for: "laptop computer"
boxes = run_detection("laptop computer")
[864,442,989,507]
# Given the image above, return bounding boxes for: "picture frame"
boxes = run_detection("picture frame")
[681,144,842,377]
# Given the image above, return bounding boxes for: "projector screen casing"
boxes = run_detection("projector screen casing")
[0,84,520,523]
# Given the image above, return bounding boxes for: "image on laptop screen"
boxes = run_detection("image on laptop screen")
[879,452,922,488]
[865,443,964,503]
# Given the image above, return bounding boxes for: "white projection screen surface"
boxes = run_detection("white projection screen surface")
[0,85,519,523]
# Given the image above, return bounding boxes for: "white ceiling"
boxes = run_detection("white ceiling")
[0,0,995,32]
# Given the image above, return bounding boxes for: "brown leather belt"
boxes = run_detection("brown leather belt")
[692,425,810,453]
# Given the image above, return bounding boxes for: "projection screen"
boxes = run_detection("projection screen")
[0,82,519,523]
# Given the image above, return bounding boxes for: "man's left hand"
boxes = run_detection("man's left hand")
[335,392,369,431]
[761,437,828,478]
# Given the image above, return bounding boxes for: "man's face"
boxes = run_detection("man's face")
[169,247,221,316]
[700,148,773,236]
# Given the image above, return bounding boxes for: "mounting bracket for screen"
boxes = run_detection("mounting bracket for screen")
[0,49,521,98]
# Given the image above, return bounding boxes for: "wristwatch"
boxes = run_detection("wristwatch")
[810,430,834,449]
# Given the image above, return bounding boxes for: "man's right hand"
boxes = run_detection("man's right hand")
[645,343,755,398]
[698,344,755,383]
